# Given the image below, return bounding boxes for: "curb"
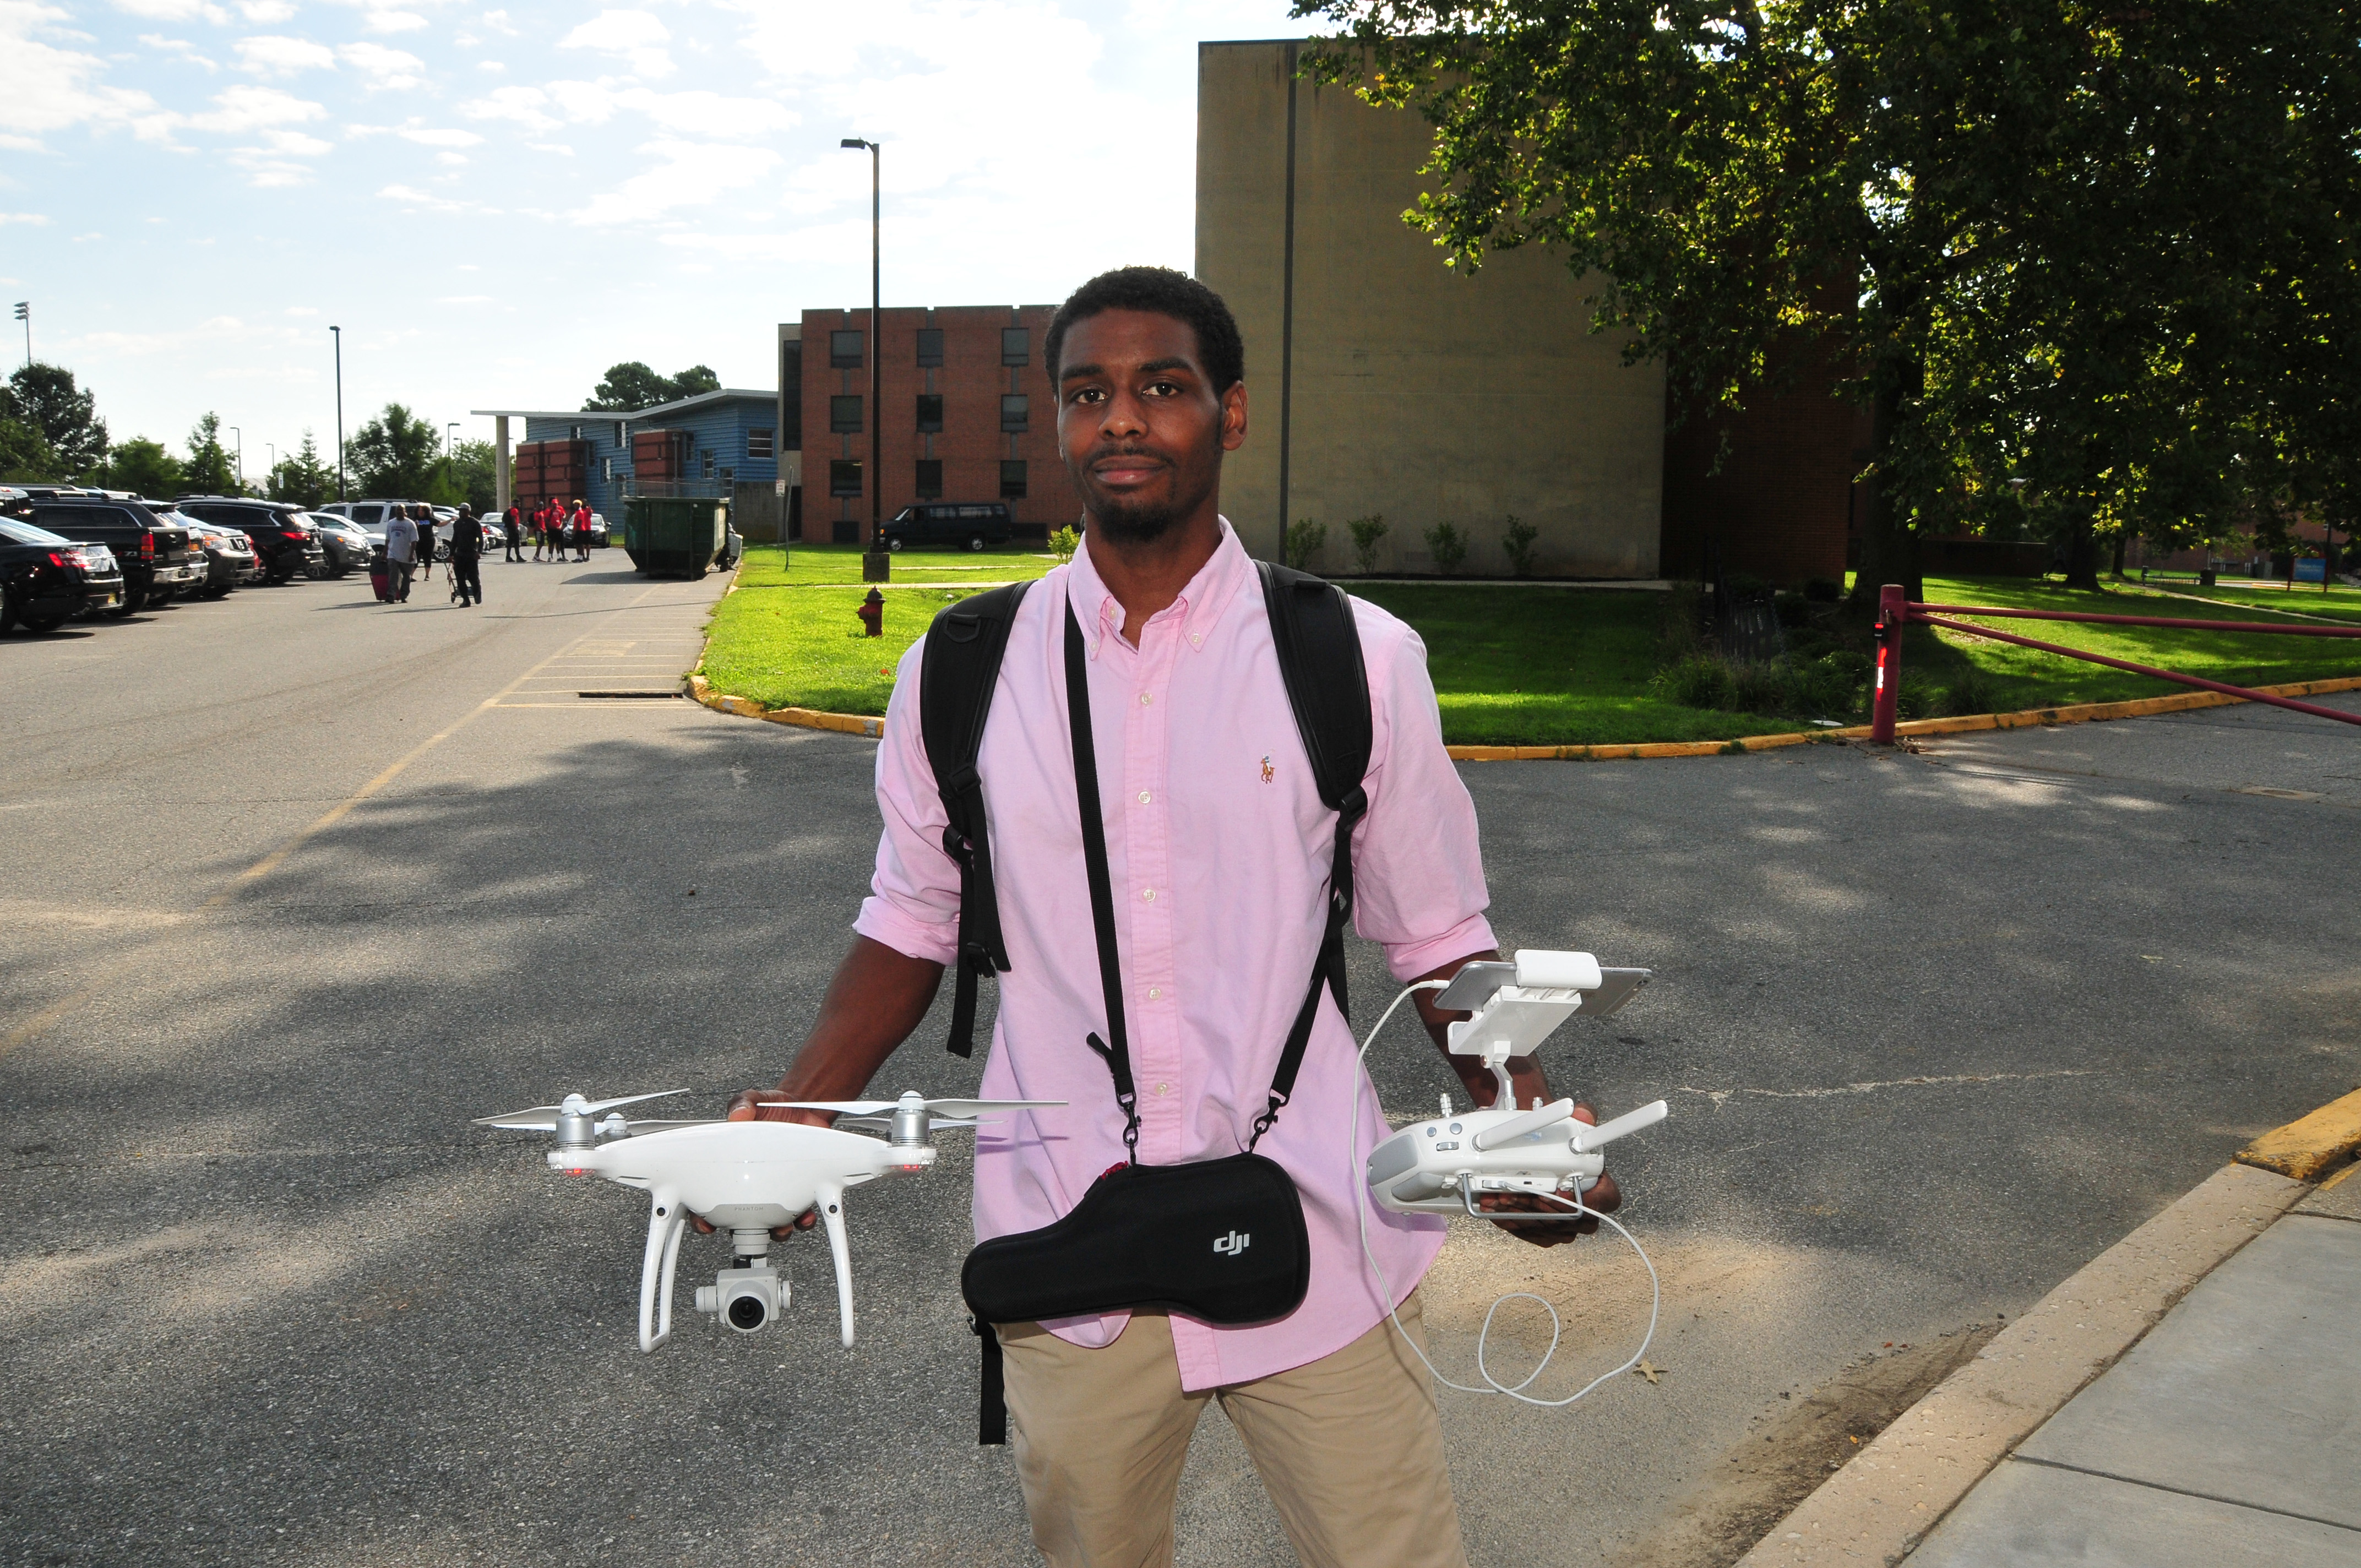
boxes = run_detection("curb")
[686,674,883,739]
[1733,1162,2308,1567]
[2235,1085,2361,1182]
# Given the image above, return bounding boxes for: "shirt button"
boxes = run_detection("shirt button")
[1141,888,1155,901]
[1139,692,1152,706]
[1137,790,1151,804]
[1155,1082,1172,1097]
[1190,633,1202,647]
[1148,987,1160,999]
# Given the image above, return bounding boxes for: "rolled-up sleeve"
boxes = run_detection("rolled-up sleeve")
[851,641,963,966]
[1345,604,1497,980]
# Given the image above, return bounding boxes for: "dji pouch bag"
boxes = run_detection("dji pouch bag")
[951,580,1371,1442]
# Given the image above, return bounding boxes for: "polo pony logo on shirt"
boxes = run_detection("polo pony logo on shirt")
[1259,755,1274,784]
[1213,1229,1252,1256]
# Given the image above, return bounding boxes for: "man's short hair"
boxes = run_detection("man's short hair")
[1046,266,1244,394]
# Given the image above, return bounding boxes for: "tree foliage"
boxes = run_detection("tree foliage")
[436,438,501,511]
[266,430,334,509]
[583,361,722,411]
[348,402,443,498]
[7,362,108,475]
[102,438,184,499]
[184,411,240,496]
[1297,0,2361,595]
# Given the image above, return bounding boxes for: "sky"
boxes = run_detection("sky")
[1,0,1308,476]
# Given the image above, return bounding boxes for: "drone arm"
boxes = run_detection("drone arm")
[815,1181,855,1348]
[637,1190,687,1352]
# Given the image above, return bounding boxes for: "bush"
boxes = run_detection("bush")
[1049,525,1079,563]
[1502,515,1539,577]
[1804,577,1843,602]
[1774,591,1811,627]
[1425,521,1468,574]
[1649,647,1870,718]
[1650,654,1738,710]
[1285,517,1327,570]
[1348,514,1389,573]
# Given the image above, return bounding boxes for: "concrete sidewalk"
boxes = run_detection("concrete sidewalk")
[1738,1092,2361,1568]
[1909,1166,2360,1566]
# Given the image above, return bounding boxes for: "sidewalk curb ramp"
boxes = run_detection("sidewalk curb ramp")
[1734,1090,2360,1567]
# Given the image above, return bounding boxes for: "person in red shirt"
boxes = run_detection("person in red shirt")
[571,499,593,561]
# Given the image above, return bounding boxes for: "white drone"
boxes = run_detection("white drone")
[474,1088,1059,1352]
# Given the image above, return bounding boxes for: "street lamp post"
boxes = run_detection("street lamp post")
[330,325,346,502]
[12,302,26,367]
[842,136,888,584]
[230,426,242,491]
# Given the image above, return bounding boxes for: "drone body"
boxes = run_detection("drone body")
[476,1090,1057,1352]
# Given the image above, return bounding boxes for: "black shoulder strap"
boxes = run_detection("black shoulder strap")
[1253,560,1373,1145]
[918,580,1033,1057]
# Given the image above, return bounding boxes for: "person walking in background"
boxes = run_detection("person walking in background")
[383,504,418,603]
[414,505,438,586]
[503,501,525,562]
[448,504,484,607]
[572,498,593,561]
[530,502,548,562]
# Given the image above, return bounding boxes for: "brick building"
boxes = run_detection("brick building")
[788,305,1084,543]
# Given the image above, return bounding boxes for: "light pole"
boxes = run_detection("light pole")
[230,426,242,491]
[12,302,26,366]
[447,422,459,464]
[842,136,888,584]
[330,325,346,501]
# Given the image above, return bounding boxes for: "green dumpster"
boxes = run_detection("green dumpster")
[622,496,728,579]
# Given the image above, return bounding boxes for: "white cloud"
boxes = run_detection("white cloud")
[112,0,228,19]
[285,304,318,314]
[459,83,557,129]
[73,230,103,240]
[478,7,514,33]
[4,4,181,148]
[399,126,482,146]
[476,58,502,70]
[139,33,219,67]
[188,84,325,133]
[574,138,777,225]
[436,293,491,302]
[238,0,295,18]
[338,40,426,89]
[260,127,331,154]
[434,150,465,165]
[379,182,495,214]
[235,34,335,74]
[561,8,671,78]
[0,212,53,225]
[527,141,573,155]
[365,8,426,31]
[614,87,796,140]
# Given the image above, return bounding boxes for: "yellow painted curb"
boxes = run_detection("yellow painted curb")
[2235,1086,2361,1183]
[1443,673,2361,761]
[687,674,884,738]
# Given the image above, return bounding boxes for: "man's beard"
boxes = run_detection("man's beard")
[1088,490,1187,545]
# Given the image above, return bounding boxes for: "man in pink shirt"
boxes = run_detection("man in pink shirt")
[731,268,1620,1566]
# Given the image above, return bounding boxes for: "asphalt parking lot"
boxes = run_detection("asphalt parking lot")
[2,561,2354,1567]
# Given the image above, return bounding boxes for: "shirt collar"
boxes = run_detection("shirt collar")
[1065,516,1254,660]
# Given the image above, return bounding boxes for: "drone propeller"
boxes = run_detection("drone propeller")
[471,1088,692,1130]
[755,1096,1059,1119]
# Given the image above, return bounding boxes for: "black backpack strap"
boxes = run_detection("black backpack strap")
[1250,561,1373,1148]
[1064,601,1142,1161]
[972,1315,1007,1445]
[918,580,1034,1057]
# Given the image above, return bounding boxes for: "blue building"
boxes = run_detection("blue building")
[473,389,780,524]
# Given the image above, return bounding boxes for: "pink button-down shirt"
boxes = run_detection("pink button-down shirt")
[855,520,1495,1390]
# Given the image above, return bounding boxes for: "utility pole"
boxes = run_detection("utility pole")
[842,136,888,584]
[230,426,242,491]
[330,325,346,502]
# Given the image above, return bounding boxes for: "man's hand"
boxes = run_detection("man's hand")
[1475,1102,1622,1246]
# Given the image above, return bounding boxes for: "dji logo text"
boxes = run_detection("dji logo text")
[1213,1230,1251,1256]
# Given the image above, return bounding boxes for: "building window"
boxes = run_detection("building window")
[747,428,774,459]
[830,395,863,434]
[916,328,944,367]
[916,394,943,433]
[999,460,1027,499]
[999,394,1029,433]
[569,424,584,442]
[601,456,613,483]
[720,466,735,485]
[915,459,943,499]
[702,450,715,478]
[830,329,864,369]
[830,459,863,497]
[614,421,626,447]
[1002,327,1029,366]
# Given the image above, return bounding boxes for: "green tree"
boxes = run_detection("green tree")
[7,362,108,475]
[0,411,61,482]
[434,438,500,511]
[347,402,442,498]
[583,361,724,411]
[101,438,184,499]
[265,430,334,509]
[1299,0,2361,601]
[184,412,238,496]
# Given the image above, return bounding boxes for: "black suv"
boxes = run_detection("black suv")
[10,497,201,613]
[1,514,126,631]
[882,502,1016,552]
[174,497,326,583]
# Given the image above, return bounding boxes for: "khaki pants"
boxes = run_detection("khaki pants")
[997,1291,1468,1568]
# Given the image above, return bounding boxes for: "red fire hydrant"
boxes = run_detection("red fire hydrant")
[856,587,884,638]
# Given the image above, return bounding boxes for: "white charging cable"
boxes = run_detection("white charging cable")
[1351,981,1661,1408]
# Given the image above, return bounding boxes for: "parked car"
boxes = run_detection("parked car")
[302,513,374,576]
[173,496,327,584]
[882,502,1015,552]
[0,516,124,631]
[6,497,201,614]
[151,507,263,597]
[587,512,610,548]
[315,499,426,538]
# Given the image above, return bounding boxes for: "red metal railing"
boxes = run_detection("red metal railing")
[1869,583,2361,742]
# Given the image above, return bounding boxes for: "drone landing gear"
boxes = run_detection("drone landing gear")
[638,1191,688,1352]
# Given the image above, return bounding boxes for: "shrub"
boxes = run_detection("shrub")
[1803,577,1843,602]
[1049,525,1080,563]
[1774,591,1811,628]
[1501,515,1539,577]
[1347,514,1389,573]
[1284,517,1327,570]
[1650,647,1870,718]
[1425,521,1468,574]
[1650,653,1738,710]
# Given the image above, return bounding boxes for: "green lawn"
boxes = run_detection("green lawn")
[2118,576,2361,626]
[695,562,2361,744]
